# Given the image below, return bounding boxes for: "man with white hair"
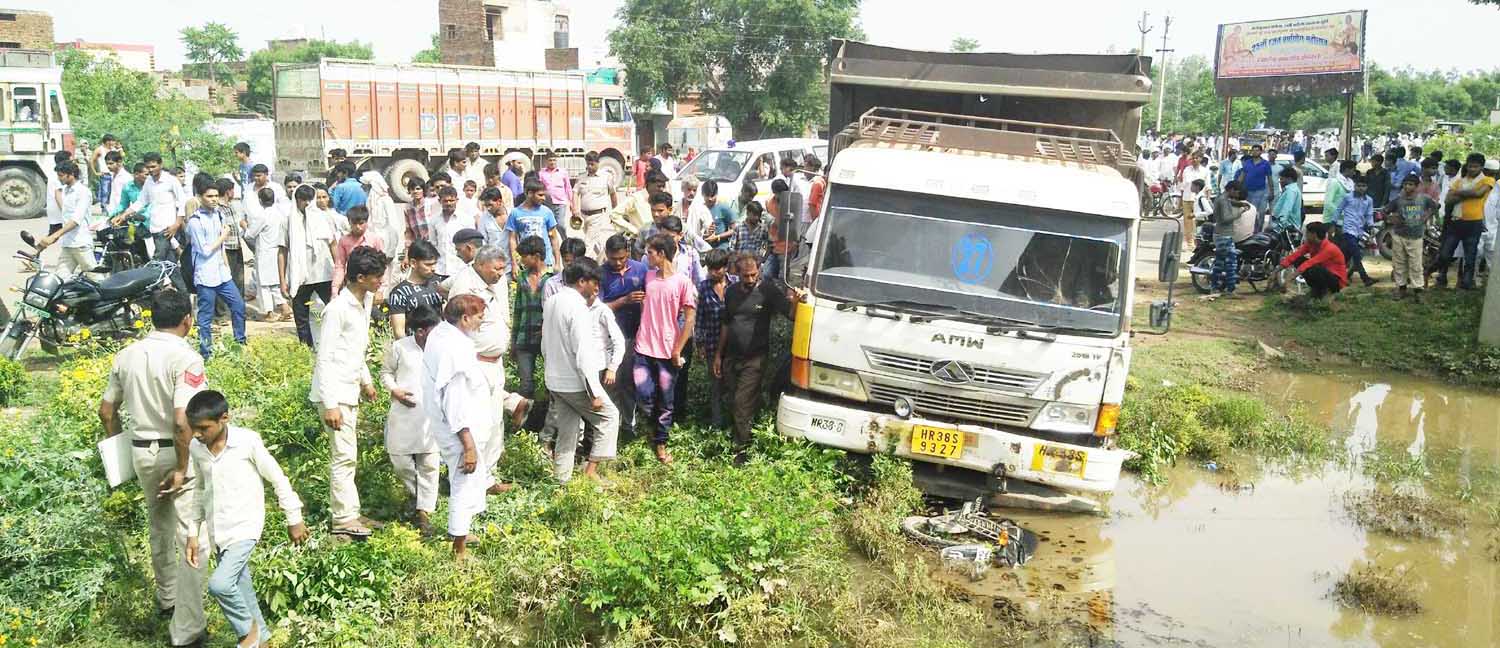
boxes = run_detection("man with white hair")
[444,245,531,490]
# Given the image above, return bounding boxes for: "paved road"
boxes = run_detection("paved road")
[0,216,47,311]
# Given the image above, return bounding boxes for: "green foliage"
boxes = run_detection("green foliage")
[59,49,237,175]
[843,455,922,562]
[1259,289,1500,387]
[608,0,861,137]
[179,21,244,84]
[1426,122,1500,160]
[0,411,132,643]
[1143,55,1267,134]
[412,33,442,64]
[572,457,838,633]
[950,37,980,53]
[0,356,26,405]
[1119,342,1335,482]
[241,39,374,115]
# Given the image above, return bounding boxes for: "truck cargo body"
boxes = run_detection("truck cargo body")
[779,40,1154,505]
[273,58,634,197]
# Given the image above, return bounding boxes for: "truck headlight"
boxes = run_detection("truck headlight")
[1033,402,1096,435]
[809,365,868,401]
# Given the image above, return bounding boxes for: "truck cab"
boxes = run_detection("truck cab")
[777,41,1155,507]
[0,49,73,220]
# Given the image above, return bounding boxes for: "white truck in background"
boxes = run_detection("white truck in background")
[0,49,73,220]
[778,40,1178,509]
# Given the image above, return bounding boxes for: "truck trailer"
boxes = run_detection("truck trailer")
[273,58,635,202]
[779,40,1175,509]
[0,49,73,220]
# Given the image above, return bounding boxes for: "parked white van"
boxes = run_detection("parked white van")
[670,137,827,206]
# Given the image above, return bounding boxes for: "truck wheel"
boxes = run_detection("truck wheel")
[385,159,429,203]
[0,167,46,220]
[597,155,626,188]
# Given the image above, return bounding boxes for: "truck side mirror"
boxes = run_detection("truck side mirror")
[1158,230,1180,282]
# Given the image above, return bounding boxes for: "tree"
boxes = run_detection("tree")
[58,49,236,174]
[608,0,861,137]
[950,37,979,53]
[412,33,441,64]
[179,22,244,84]
[240,39,374,116]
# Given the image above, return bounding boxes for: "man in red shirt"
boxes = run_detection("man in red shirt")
[1279,221,1347,299]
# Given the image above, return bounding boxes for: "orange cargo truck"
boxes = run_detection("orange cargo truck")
[273,58,635,202]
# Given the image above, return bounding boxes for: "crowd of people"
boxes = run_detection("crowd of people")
[74,138,824,648]
[1137,131,1496,302]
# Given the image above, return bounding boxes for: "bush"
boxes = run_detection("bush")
[572,458,839,634]
[0,356,26,405]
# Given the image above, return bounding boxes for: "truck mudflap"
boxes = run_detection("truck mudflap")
[777,393,1134,494]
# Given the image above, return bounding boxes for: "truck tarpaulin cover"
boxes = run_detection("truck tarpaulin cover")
[1213,11,1367,97]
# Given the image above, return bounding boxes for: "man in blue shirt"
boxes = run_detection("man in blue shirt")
[329,162,366,214]
[234,142,254,189]
[1388,146,1420,189]
[600,233,648,430]
[505,178,564,274]
[1268,166,1303,234]
[500,157,525,206]
[185,183,247,358]
[1336,173,1378,288]
[702,179,737,250]
[1236,145,1274,224]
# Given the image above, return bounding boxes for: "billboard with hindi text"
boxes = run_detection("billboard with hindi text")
[1213,11,1367,97]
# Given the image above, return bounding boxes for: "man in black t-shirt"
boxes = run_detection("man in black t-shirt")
[712,253,801,450]
[385,240,446,335]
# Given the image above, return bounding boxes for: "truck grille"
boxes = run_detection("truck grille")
[866,382,1038,426]
[864,348,1048,394]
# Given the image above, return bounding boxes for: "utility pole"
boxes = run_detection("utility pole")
[1155,15,1174,134]
[1136,11,1153,58]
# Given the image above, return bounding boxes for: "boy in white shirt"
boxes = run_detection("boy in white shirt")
[183,390,308,648]
[32,161,96,278]
[381,305,442,536]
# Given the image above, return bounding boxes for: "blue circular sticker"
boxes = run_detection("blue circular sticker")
[950,233,994,285]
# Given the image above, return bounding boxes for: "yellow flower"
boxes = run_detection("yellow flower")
[25,638,34,647]
[1,632,9,646]
[133,320,145,329]
[141,309,152,319]
[79,328,91,340]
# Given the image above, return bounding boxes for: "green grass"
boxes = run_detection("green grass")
[1118,338,1336,483]
[1257,287,1500,387]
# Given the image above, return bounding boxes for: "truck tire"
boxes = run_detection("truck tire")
[0,167,46,220]
[385,159,429,204]
[597,155,626,188]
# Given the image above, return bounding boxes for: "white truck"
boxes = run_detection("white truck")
[0,49,74,220]
[778,40,1177,509]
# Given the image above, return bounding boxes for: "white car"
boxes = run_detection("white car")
[1276,154,1328,212]
[670,138,828,207]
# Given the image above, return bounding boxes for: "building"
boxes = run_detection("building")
[56,40,155,72]
[438,0,573,71]
[0,9,52,50]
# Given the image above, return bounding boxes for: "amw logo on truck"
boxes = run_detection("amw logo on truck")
[931,334,984,349]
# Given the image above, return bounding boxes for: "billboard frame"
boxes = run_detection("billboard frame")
[1212,10,1367,98]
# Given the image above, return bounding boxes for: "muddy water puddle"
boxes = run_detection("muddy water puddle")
[941,372,1500,647]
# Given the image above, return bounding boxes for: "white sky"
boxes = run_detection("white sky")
[22,0,1500,73]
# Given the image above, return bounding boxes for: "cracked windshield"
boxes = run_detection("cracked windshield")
[1,1,1497,648]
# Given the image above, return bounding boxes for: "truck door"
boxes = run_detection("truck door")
[9,85,44,153]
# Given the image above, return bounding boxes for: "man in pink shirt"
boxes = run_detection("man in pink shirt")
[633,231,697,464]
[332,206,386,289]
[537,153,577,235]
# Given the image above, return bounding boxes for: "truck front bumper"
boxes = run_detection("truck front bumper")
[777,393,1134,494]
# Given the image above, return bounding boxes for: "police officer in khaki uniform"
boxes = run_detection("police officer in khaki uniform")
[99,290,209,647]
[574,151,620,259]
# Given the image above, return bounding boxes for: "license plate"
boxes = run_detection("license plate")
[1031,443,1087,478]
[809,416,845,435]
[910,424,964,459]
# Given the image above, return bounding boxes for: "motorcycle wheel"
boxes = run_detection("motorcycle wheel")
[1378,229,1394,261]
[0,315,33,361]
[1189,252,1215,294]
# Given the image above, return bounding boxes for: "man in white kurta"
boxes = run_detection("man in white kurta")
[422,309,493,554]
[444,245,529,488]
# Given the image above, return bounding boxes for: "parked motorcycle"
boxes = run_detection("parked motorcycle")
[0,244,176,361]
[1187,223,1301,294]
